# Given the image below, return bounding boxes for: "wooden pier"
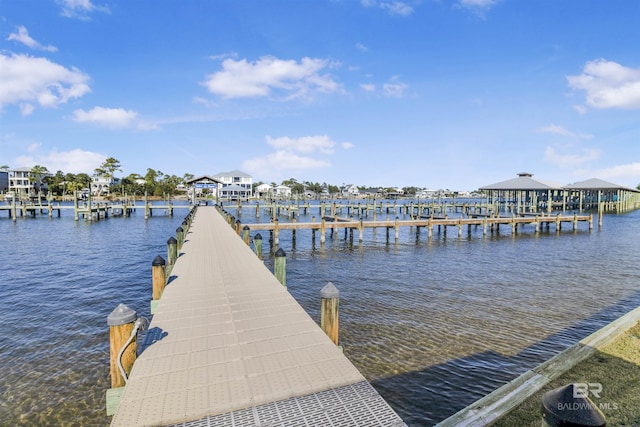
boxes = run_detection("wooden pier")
[229,212,595,246]
[108,206,405,426]
[0,192,190,221]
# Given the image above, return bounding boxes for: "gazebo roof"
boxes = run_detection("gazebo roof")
[479,173,563,191]
[562,178,639,192]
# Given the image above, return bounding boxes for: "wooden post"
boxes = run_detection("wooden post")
[573,213,578,231]
[274,218,280,246]
[394,216,399,240]
[274,248,286,287]
[152,255,166,301]
[144,191,149,219]
[253,233,263,260]
[598,202,603,228]
[320,218,326,244]
[242,225,250,246]
[320,282,340,346]
[167,236,178,270]
[107,304,137,388]
[176,226,184,250]
[11,192,17,222]
[428,217,433,239]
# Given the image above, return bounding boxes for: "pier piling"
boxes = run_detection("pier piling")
[107,304,138,388]
[274,248,286,287]
[320,282,340,346]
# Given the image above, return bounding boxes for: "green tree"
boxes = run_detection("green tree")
[30,165,50,193]
[95,157,122,179]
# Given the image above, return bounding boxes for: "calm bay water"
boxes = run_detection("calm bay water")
[1,201,639,426]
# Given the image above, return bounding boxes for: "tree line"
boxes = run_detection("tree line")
[6,158,195,198]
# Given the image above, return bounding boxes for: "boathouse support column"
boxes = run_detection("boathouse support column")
[320,282,340,346]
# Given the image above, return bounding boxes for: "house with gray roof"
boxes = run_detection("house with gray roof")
[213,170,253,201]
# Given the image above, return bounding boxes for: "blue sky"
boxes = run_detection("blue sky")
[1,0,639,191]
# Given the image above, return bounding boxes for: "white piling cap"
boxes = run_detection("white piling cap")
[107,303,137,326]
[320,282,340,299]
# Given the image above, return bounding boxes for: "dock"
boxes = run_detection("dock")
[0,193,190,221]
[231,212,595,246]
[109,206,406,426]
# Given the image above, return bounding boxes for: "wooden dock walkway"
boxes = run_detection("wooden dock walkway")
[232,212,595,246]
[110,206,406,426]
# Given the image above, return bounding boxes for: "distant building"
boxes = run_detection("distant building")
[0,170,8,193]
[273,185,291,198]
[342,184,360,197]
[213,170,253,201]
[8,167,52,198]
[91,174,119,195]
[255,183,273,198]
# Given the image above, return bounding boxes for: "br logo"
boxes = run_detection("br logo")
[573,383,602,399]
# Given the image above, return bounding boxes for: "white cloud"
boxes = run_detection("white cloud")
[72,107,137,128]
[544,146,600,167]
[242,150,331,177]
[539,124,593,139]
[590,162,640,184]
[355,42,369,52]
[202,56,342,100]
[460,0,498,7]
[383,81,408,97]
[0,53,90,111]
[14,148,106,174]
[266,135,336,154]
[72,106,157,130]
[57,0,110,19]
[361,0,414,16]
[243,134,353,179]
[380,1,414,16]
[360,83,376,92]
[7,26,58,52]
[567,59,640,109]
[457,0,499,17]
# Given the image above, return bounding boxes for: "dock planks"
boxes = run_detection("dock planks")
[110,206,405,427]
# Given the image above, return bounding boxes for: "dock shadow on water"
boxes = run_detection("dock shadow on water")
[1,203,639,426]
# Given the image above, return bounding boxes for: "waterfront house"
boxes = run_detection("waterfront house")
[213,170,253,201]
[342,184,360,197]
[255,183,273,198]
[7,167,52,199]
[91,174,119,196]
[274,185,292,199]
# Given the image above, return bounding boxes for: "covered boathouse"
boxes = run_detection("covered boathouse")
[479,172,640,214]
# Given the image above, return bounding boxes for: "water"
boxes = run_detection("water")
[1,202,639,426]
